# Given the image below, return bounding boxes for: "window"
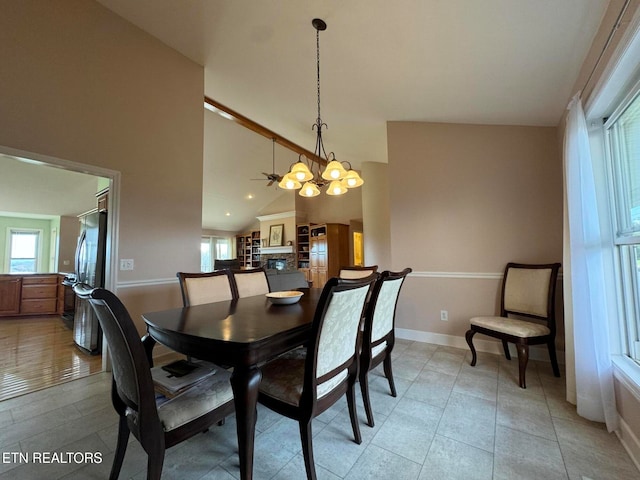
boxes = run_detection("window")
[605,87,640,362]
[201,236,232,272]
[7,229,42,273]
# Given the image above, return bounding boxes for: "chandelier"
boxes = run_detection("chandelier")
[279,18,363,197]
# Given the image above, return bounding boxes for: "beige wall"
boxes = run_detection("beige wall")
[0,0,204,332]
[387,121,563,348]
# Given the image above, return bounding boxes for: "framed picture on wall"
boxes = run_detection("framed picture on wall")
[269,224,284,246]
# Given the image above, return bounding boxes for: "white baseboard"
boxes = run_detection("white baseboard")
[395,328,565,364]
[617,416,640,473]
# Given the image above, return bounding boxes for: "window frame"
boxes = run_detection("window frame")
[604,78,640,363]
[5,228,44,274]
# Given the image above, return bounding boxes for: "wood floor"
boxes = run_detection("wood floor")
[0,315,102,401]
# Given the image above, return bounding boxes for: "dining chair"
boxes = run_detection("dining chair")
[177,270,237,306]
[231,266,270,298]
[257,274,378,480]
[338,265,379,279]
[465,262,562,388]
[73,284,235,480]
[359,268,412,427]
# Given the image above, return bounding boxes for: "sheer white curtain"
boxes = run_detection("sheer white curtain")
[563,93,618,431]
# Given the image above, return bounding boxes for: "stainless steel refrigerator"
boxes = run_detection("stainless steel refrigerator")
[74,210,107,354]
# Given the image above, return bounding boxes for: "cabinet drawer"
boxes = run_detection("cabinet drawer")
[20,299,57,314]
[22,284,57,299]
[22,276,59,285]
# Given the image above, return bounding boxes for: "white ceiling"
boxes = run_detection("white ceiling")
[4,1,609,229]
[0,155,102,219]
[94,0,607,230]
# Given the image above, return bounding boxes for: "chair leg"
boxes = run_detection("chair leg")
[346,383,362,445]
[502,340,511,360]
[109,415,130,480]
[547,340,561,378]
[146,451,164,480]
[359,370,375,428]
[383,355,397,398]
[515,343,529,389]
[465,329,477,366]
[299,419,317,480]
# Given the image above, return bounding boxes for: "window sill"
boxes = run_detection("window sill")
[612,355,640,402]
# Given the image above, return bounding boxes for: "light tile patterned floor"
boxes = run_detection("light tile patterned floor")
[0,340,639,479]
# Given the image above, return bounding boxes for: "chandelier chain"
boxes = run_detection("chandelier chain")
[316,27,321,126]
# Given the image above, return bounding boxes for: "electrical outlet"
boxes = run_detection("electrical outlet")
[440,310,448,321]
[120,259,134,271]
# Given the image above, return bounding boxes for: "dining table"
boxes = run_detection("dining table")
[141,287,321,480]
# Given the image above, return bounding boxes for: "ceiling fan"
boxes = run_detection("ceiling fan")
[251,138,283,187]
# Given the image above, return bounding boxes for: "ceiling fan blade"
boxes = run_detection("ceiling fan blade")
[267,180,274,187]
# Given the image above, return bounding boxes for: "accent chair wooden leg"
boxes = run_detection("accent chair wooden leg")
[299,419,317,480]
[502,340,511,360]
[547,340,561,377]
[383,355,397,398]
[465,329,477,366]
[515,343,529,389]
[359,370,375,428]
[109,415,130,480]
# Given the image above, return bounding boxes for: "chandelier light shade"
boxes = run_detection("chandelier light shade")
[290,161,314,182]
[279,18,363,197]
[278,173,302,190]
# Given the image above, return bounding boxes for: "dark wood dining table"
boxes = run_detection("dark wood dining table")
[141,288,321,480]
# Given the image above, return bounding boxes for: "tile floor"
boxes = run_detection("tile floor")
[0,340,639,479]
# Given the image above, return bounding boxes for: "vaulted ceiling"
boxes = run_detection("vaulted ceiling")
[4,1,608,230]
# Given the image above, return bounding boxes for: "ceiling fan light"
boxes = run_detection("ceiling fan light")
[290,161,313,182]
[278,173,301,190]
[299,181,320,197]
[321,160,347,181]
[340,170,364,188]
[326,180,348,196]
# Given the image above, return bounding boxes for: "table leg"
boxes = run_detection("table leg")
[230,365,262,480]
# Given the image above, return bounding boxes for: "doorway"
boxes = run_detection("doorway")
[0,145,119,400]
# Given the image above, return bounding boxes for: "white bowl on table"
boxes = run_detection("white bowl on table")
[266,291,304,305]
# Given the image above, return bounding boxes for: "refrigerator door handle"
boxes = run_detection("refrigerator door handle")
[75,230,86,282]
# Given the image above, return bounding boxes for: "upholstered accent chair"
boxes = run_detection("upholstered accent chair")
[338,265,379,279]
[359,268,412,427]
[231,266,270,298]
[177,270,237,306]
[73,284,235,480]
[258,275,378,480]
[465,262,561,389]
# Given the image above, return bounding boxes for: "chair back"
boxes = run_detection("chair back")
[366,268,412,349]
[305,274,378,400]
[501,263,561,324]
[177,270,236,306]
[338,265,379,279]
[231,267,270,298]
[73,284,159,427]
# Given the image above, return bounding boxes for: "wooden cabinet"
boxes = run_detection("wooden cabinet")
[309,224,349,289]
[0,274,63,317]
[0,277,22,315]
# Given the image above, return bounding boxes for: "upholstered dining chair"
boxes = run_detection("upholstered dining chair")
[465,262,561,389]
[338,265,379,279]
[231,266,270,298]
[73,284,235,480]
[258,274,378,480]
[177,270,237,306]
[359,268,412,427]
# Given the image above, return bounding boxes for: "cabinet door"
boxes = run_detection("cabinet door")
[0,277,22,315]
